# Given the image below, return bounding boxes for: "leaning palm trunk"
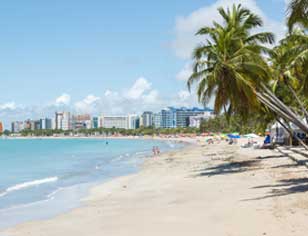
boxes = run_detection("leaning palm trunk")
[257,83,308,133]
[256,91,308,133]
[286,84,308,122]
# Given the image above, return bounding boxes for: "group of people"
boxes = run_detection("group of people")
[152,146,160,156]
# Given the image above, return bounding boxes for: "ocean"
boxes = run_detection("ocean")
[0,138,183,229]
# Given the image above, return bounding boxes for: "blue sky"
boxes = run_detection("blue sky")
[0,0,287,127]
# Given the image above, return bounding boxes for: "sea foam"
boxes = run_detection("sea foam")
[0,177,59,198]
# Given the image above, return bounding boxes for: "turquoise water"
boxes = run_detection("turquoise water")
[0,138,183,228]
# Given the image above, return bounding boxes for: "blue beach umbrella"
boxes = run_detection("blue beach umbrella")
[227,134,241,139]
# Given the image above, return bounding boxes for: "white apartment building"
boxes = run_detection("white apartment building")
[141,111,153,127]
[189,112,215,128]
[128,114,138,129]
[153,112,162,128]
[100,115,129,129]
[55,112,72,130]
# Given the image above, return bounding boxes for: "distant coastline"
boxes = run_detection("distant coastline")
[2,135,198,145]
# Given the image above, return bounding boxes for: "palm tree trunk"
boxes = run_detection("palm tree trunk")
[256,92,308,132]
[286,84,308,121]
[257,93,293,121]
[257,83,308,133]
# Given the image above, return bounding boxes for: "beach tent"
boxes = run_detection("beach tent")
[270,120,291,144]
[243,133,260,138]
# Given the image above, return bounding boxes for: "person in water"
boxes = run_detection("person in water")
[156,146,160,155]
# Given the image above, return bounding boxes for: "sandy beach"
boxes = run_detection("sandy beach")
[2,138,308,236]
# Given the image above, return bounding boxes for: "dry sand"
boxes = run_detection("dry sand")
[2,139,308,236]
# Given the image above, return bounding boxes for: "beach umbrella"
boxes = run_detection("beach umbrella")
[227,134,241,139]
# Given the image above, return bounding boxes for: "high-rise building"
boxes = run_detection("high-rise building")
[45,118,53,130]
[161,108,177,128]
[24,120,32,130]
[153,112,162,128]
[11,121,24,133]
[128,114,139,129]
[51,118,56,130]
[161,107,214,128]
[92,117,99,129]
[100,115,129,129]
[55,112,72,130]
[40,119,46,130]
[0,121,3,133]
[34,120,41,130]
[141,111,153,127]
[72,114,91,130]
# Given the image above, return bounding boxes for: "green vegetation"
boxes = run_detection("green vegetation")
[200,115,268,134]
[17,126,201,137]
[287,0,308,30]
[188,3,308,137]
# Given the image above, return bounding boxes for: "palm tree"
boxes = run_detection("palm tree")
[269,33,308,120]
[188,4,308,133]
[188,4,273,119]
[287,0,308,30]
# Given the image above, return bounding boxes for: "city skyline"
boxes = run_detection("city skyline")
[0,0,287,127]
[8,106,215,132]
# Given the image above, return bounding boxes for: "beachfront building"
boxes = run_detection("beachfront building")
[100,115,129,129]
[92,117,99,129]
[40,119,46,130]
[72,114,91,130]
[189,111,215,128]
[55,112,72,130]
[11,121,24,133]
[51,118,56,130]
[161,108,177,128]
[33,120,41,130]
[141,111,153,127]
[45,118,53,130]
[161,107,214,128]
[0,121,3,133]
[23,120,32,130]
[39,118,52,130]
[153,112,162,128]
[128,114,139,129]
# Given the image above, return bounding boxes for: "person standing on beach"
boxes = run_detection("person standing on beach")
[152,146,157,156]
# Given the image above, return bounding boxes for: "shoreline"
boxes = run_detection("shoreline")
[3,138,308,235]
[0,137,191,231]
[2,135,198,144]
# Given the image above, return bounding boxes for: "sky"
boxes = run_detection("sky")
[0,0,288,128]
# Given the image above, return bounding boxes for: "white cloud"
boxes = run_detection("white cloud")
[178,90,191,101]
[143,90,159,103]
[172,0,287,59]
[125,77,152,100]
[176,62,193,81]
[0,77,206,129]
[0,102,16,110]
[74,94,100,113]
[55,93,71,106]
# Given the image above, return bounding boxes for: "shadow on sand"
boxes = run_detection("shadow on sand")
[193,159,261,177]
[244,177,308,201]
